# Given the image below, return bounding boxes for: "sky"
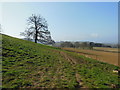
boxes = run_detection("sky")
[0,2,118,43]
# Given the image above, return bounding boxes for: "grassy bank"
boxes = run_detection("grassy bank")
[2,34,120,88]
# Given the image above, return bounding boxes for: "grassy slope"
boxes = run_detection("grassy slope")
[2,34,120,88]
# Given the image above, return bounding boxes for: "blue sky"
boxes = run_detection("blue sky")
[1,2,118,43]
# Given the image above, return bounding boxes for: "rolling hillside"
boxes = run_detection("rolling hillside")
[2,34,120,88]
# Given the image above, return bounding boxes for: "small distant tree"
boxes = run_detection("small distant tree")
[74,42,80,48]
[79,42,92,49]
[20,14,54,44]
[80,42,88,48]
[89,42,94,49]
[118,44,120,48]
[60,41,74,47]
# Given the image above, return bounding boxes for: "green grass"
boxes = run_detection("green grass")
[2,34,78,88]
[2,34,120,88]
[63,51,120,88]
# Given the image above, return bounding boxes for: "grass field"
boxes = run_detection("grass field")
[2,34,120,88]
[62,48,119,66]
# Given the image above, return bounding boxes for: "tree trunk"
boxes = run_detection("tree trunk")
[35,30,37,43]
[35,19,37,43]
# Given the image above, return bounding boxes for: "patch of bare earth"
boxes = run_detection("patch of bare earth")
[75,73,88,88]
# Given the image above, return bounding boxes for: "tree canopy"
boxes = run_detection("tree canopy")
[20,14,55,44]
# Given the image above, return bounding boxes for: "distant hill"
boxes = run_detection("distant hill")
[2,34,119,88]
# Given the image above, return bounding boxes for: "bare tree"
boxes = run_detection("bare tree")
[20,14,54,44]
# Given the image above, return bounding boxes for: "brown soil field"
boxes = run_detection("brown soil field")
[93,47,119,52]
[62,48,119,66]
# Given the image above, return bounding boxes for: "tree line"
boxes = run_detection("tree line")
[60,41,93,49]
[54,41,118,49]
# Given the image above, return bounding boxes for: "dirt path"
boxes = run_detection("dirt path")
[59,51,87,88]
[50,49,89,88]
[59,51,76,64]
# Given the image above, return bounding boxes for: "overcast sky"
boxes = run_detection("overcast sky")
[1,2,118,43]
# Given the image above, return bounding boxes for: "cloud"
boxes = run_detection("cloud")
[90,33,99,38]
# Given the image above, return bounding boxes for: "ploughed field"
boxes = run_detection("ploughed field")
[2,34,120,88]
[93,47,119,53]
[62,47,119,66]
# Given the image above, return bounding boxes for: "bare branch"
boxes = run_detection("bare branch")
[20,14,54,44]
